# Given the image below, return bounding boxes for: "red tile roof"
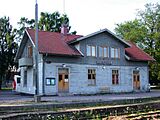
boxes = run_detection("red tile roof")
[26,29,154,61]
[125,42,155,61]
[27,29,82,56]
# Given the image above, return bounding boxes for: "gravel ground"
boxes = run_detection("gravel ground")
[0,90,160,105]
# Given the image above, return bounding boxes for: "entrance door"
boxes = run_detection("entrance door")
[58,68,69,93]
[133,70,140,90]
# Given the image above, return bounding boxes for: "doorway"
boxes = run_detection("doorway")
[133,70,140,90]
[58,68,69,93]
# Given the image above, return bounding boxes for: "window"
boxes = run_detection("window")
[111,47,120,58]
[87,45,96,57]
[28,46,33,57]
[99,46,108,57]
[23,70,27,86]
[88,69,96,85]
[17,77,21,84]
[112,70,119,85]
[33,70,35,86]
[46,78,56,85]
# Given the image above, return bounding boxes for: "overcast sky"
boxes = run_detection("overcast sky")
[0,0,159,35]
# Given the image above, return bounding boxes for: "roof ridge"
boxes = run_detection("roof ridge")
[27,28,82,37]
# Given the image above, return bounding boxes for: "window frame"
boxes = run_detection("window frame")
[99,46,109,58]
[23,70,27,87]
[87,45,96,57]
[111,47,120,59]
[112,69,119,85]
[28,46,33,58]
[88,69,96,86]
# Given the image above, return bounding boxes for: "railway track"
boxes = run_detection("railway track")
[0,101,160,120]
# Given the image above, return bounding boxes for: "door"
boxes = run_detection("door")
[58,68,69,93]
[133,70,140,90]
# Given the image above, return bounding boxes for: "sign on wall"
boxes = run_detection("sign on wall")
[46,78,56,85]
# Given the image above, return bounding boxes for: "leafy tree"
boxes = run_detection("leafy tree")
[16,11,76,42]
[16,17,35,42]
[115,19,148,49]
[0,17,18,89]
[115,3,160,84]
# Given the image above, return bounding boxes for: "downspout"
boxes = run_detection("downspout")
[42,53,47,95]
[42,55,45,95]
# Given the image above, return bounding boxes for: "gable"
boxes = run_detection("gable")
[69,28,130,48]
[79,32,127,48]
[15,31,35,61]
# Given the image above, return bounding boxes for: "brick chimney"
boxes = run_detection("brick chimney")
[61,24,69,35]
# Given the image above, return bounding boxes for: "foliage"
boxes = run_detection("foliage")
[115,3,160,83]
[16,11,76,42]
[0,16,18,89]
[39,12,68,32]
[16,17,35,42]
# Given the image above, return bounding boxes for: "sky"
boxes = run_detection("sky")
[0,0,159,35]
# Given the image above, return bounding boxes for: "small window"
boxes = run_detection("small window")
[28,46,33,57]
[23,70,27,87]
[33,70,35,86]
[112,70,119,85]
[46,78,56,85]
[87,45,96,57]
[111,47,120,58]
[99,46,108,57]
[17,77,21,84]
[88,69,96,86]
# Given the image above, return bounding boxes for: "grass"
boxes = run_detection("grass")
[1,87,12,91]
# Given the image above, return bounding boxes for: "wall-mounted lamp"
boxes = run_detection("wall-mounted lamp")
[102,66,106,69]
[62,64,66,68]
[135,67,140,70]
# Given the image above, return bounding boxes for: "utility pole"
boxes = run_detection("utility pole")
[34,0,41,102]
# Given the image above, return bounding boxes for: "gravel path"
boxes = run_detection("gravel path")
[0,90,160,105]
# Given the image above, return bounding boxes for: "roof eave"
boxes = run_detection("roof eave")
[40,52,83,57]
[126,58,155,62]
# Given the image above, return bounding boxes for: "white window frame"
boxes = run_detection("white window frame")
[111,47,120,58]
[99,46,109,58]
[87,45,96,57]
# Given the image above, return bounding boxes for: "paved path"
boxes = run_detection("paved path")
[0,90,160,105]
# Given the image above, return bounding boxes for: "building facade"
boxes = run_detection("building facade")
[15,28,154,95]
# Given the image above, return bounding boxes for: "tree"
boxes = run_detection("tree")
[115,19,148,49]
[16,11,76,42]
[0,17,18,89]
[115,3,160,84]
[16,17,35,42]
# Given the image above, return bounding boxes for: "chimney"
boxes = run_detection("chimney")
[61,24,69,35]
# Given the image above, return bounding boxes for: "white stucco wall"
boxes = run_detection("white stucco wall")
[17,66,35,94]
[17,53,43,95]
